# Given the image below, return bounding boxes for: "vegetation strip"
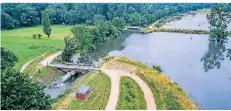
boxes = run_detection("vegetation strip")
[141,28,231,35]
[116,76,146,110]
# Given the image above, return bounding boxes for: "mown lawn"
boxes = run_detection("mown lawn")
[67,71,111,110]
[116,76,146,110]
[1,25,71,70]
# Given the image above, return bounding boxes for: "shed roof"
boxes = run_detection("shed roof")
[77,86,89,94]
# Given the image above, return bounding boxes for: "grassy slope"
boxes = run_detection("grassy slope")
[107,57,197,110]
[1,25,71,69]
[116,76,146,110]
[52,71,111,110]
[32,66,63,84]
[67,71,111,110]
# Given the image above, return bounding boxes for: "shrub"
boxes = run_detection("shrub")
[152,65,163,72]
[37,34,42,39]
[32,34,36,38]
[103,56,114,62]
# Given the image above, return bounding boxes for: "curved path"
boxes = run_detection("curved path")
[20,53,47,72]
[101,68,156,110]
[40,51,62,67]
[20,58,36,72]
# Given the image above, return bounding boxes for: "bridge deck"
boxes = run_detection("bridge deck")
[49,64,100,70]
[124,26,142,30]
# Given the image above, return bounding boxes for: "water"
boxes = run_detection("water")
[70,13,231,109]
[72,33,231,109]
[44,72,79,98]
[162,13,231,31]
[108,33,231,109]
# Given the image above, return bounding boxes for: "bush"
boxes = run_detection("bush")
[32,34,36,38]
[37,34,42,39]
[152,65,162,72]
[103,56,114,62]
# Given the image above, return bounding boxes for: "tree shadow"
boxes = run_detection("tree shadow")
[71,32,132,66]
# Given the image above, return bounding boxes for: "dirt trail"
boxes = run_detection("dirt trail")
[40,51,62,66]
[101,68,156,110]
[20,53,47,72]
[20,58,36,72]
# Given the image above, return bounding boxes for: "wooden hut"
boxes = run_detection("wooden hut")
[76,86,91,101]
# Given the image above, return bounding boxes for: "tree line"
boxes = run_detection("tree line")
[61,16,124,61]
[1,3,212,29]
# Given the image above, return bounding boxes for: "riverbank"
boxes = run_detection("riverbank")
[102,56,198,110]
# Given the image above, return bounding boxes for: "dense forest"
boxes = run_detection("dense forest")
[1,3,212,29]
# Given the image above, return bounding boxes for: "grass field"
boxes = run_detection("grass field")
[116,76,146,110]
[1,25,71,69]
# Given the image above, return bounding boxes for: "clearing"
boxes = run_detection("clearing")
[1,25,71,69]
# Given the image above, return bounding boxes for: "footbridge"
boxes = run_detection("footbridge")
[124,26,142,31]
[49,64,100,71]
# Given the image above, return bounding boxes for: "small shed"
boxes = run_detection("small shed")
[76,86,91,101]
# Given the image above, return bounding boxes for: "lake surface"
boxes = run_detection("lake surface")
[162,13,231,31]
[71,13,231,109]
[72,32,231,109]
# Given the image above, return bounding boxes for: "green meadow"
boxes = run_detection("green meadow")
[1,25,72,69]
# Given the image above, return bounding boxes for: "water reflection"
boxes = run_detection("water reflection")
[201,41,231,72]
[71,32,130,66]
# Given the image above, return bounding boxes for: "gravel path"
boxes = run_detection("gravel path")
[101,68,157,110]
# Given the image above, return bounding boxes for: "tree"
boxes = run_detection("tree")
[207,3,231,42]
[41,11,52,38]
[1,12,15,29]
[112,17,126,28]
[92,14,106,24]
[37,34,42,39]
[1,48,18,70]
[1,68,51,110]
[128,12,142,26]
[71,24,92,51]
[61,36,79,61]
